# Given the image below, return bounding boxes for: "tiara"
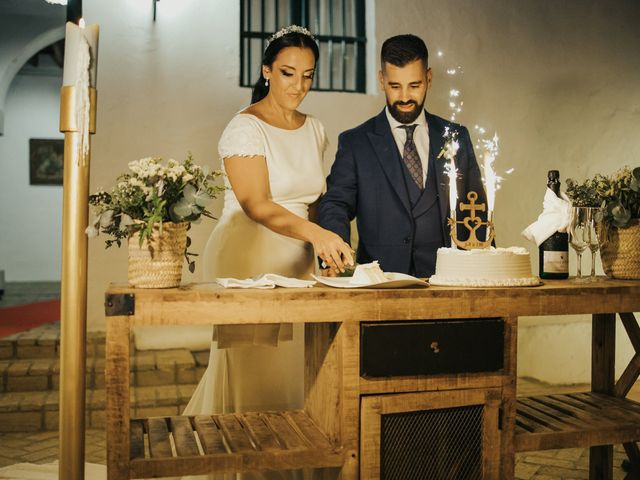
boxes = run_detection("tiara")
[266,25,314,48]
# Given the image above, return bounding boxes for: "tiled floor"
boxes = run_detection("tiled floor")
[0,430,105,467]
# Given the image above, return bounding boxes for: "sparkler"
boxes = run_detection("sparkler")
[480,133,500,241]
[443,158,459,249]
[440,126,460,249]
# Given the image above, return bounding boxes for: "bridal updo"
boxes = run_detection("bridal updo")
[251,25,319,104]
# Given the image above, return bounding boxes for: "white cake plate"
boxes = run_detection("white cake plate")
[312,272,428,289]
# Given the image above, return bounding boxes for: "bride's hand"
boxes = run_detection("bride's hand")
[312,228,354,273]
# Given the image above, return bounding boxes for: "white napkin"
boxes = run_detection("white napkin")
[216,273,316,289]
[521,188,572,246]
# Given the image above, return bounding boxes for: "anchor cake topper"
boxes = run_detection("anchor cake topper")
[449,191,495,249]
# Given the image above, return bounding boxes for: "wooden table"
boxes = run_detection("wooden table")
[105,279,640,479]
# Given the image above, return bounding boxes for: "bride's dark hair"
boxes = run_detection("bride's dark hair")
[251,30,319,104]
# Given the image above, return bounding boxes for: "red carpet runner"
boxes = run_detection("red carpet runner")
[0,300,60,337]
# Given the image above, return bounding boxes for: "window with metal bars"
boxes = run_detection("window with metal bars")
[240,0,366,93]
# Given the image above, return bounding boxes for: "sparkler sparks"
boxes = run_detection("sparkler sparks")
[437,52,515,244]
[444,158,459,208]
[448,83,462,121]
[444,154,459,249]
[481,133,500,214]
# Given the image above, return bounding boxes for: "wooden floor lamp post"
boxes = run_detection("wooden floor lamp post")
[58,0,99,478]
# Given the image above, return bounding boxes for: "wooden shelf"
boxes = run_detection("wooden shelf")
[128,410,344,478]
[515,392,640,452]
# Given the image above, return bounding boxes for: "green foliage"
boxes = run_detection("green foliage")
[566,166,640,229]
[87,154,225,272]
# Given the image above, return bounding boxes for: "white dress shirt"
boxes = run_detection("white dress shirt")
[385,106,430,187]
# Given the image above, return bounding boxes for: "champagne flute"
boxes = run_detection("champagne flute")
[586,207,603,281]
[568,206,590,282]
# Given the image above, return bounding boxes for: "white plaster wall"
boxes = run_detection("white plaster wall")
[0,8,65,134]
[79,0,640,382]
[0,74,63,281]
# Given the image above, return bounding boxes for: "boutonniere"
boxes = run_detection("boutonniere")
[437,126,460,162]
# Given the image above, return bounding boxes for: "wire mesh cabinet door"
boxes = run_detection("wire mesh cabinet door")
[360,388,502,480]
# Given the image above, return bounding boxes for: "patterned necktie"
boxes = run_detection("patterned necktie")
[400,124,423,190]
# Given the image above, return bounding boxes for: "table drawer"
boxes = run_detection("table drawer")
[360,318,504,378]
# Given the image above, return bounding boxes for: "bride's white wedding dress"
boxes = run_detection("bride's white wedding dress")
[182,113,328,480]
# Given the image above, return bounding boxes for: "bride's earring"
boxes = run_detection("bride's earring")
[265,78,269,87]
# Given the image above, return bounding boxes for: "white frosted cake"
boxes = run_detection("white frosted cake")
[350,261,388,285]
[429,247,540,287]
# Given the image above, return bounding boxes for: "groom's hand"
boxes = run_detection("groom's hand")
[320,267,338,277]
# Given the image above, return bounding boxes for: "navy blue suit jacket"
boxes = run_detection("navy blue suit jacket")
[318,109,487,275]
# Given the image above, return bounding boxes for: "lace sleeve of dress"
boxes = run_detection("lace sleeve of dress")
[218,115,265,159]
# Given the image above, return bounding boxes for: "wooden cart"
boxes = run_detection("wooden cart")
[105,279,640,479]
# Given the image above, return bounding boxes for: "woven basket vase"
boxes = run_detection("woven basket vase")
[600,220,640,280]
[127,221,189,288]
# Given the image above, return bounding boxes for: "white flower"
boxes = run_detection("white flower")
[119,213,134,227]
[85,225,99,237]
[99,210,115,228]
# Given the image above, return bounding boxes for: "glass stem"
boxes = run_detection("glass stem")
[576,252,582,278]
[591,251,597,278]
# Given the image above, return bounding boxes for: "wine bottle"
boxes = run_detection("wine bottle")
[539,170,569,279]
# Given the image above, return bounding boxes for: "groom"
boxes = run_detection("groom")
[318,34,487,277]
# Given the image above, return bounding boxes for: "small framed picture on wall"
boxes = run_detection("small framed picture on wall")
[29,138,64,186]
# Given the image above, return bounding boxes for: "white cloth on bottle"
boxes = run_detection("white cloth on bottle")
[522,188,572,246]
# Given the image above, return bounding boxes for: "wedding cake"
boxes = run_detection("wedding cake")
[429,247,540,287]
[350,261,387,285]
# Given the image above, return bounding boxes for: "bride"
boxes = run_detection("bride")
[182,25,353,479]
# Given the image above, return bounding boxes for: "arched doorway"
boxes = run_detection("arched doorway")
[0,30,66,295]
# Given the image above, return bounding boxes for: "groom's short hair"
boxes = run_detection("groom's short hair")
[381,34,429,71]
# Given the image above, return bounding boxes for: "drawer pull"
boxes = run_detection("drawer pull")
[430,341,440,353]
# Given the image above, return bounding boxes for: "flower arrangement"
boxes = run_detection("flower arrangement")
[87,154,224,272]
[566,166,640,229]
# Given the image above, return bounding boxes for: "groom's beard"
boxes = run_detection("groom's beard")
[387,98,426,124]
